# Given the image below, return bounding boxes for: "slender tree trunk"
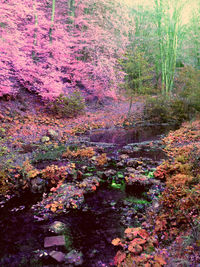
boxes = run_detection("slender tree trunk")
[154,0,183,96]
[127,95,133,117]
[68,0,75,17]
[32,0,38,60]
[49,0,56,42]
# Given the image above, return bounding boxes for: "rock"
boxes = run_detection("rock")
[49,251,66,262]
[44,235,65,248]
[126,159,138,168]
[103,169,116,178]
[125,172,152,187]
[30,177,45,193]
[65,250,83,266]
[79,176,100,193]
[49,221,67,234]
[81,166,88,171]
[47,129,59,139]
[32,184,85,217]
[119,154,129,160]
[116,161,124,168]
[41,136,50,143]
[126,167,135,173]
[89,142,116,149]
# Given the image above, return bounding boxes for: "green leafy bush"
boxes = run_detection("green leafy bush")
[32,144,66,163]
[176,66,200,112]
[143,96,170,123]
[48,90,85,118]
[143,95,196,124]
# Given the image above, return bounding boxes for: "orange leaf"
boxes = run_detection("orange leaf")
[128,243,143,254]
[50,206,57,212]
[111,238,121,246]
[45,204,51,209]
[130,238,146,246]
[154,255,166,266]
[125,227,140,236]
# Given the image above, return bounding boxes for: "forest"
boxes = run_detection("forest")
[0,0,199,266]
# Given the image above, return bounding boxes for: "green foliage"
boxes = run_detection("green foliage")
[119,47,153,96]
[48,90,85,118]
[32,144,66,163]
[111,180,125,191]
[176,66,200,111]
[143,95,197,124]
[144,169,155,178]
[143,96,170,123]
[64,228,73,251]
[143,66,200,124]
[124,196,151,205]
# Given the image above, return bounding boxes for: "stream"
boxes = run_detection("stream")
[0,124,176,266]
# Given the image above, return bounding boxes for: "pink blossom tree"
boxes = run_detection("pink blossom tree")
[0,0,133,100]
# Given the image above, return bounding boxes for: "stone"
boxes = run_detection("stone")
[41,136,50,143]
[119,154,129,160]
[126,167,135,173]
[49,221,66,234]
[65,250,83,266]
[116,161,124,168]
[47,129,59,139]
[49,251,66,262]
[103,169,116,177]
[31,178,45,193]
[44,235,65,248]
[127,159,138,167]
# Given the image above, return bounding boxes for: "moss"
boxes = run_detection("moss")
[32,144,66,162]
[64,227,73,251]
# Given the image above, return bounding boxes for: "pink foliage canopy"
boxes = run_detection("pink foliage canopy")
[0,0,133,100]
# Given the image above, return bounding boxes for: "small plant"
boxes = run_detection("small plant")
[95,153,107,166]
[41,164,68,185]
[47,90,85,118]
[176,66,200,112]
[32,144,66,162]
[143,96,170,123]
[112,227,166,266]
[143,94,197,124]
[62,146,95,159]
[0,169,11,194]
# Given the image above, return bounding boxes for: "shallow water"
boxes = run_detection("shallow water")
[90,124,176,145]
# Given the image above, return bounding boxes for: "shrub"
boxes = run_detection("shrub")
[143,96,170,123]
[176,66,200,112]
[32,144,66,163]
[169,97,194,123]
[47,90,85,118]
[143,95,197,124]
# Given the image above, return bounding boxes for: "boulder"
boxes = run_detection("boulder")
[44,235,65,248]
[49,221,67,234]
[41,136,50,143]
[65,250,83,266]
[49,251,66,262]
[47,129,59,139]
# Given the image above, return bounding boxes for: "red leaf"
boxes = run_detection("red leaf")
[114,250,126,265]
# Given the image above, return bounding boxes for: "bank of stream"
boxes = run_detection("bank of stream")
[0,124,177,266]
